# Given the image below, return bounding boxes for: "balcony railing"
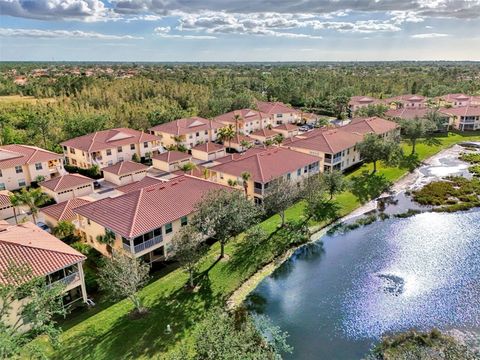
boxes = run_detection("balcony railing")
[49,272,80,288]
[133,235,163,254]
[254,187,263,195]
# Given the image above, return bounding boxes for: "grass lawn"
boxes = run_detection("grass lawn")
[44,131,480,360]
[0,95,55,104]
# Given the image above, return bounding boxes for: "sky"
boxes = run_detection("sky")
[0,0,480,62]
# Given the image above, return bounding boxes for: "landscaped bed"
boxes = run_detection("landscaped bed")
[460,152,480,176]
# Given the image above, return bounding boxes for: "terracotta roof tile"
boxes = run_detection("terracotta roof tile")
[116,176,164,194]
[256,101,300,115]
[0,222,85,284]
[348,96,382,106]
[0,190,12,208]
[213,109,270,124]
[343,117,399,135]
[40,198,92,222]
[149,117,224,136]
[191,142,225,153]
[152,151,191,163]
[40,173,93,192]
[287,128,363,154]
[250,128,278,138]
[61,128,160,153]
[273,124,299,131]
[102,161,148,176]
[441,106,480,117]
[74,175,231,238]
[0,145,62,170]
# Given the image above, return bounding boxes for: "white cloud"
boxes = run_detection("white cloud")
[411,32,449,38]
[0,28,142,40]
[154,26,216,39]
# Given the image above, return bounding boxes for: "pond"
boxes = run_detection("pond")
[249,210,480,359]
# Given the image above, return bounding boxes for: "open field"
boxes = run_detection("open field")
[42,131,480,360]
[0,95,55,104]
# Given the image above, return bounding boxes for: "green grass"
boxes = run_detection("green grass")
[43,131,480,360]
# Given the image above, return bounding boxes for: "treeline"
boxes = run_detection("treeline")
[0,63,479,152]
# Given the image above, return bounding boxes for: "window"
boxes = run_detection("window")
[117,146,123,153]
[304,166,308,174]
[18,179,26,187]
[35,162,42,170]
[106,149,112,156]
[15,166,23,174]
[181,216,188,226]
[196,132,200,137]
[69,148,75,154]
[297,168,301,176]
[87,218,91,225]
[287,173,291,180]
[189,134,193,139]
[0,169,2,177]
[277,113,283,118]
[130,144,135,150]
[143,142,148,148]
[154,228,162,237]
[0,183,5,190]
[72,159,77,165]
[165,222,173,234]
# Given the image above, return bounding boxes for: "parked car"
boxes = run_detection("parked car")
[299,126,309,132]
[36,222,51,233]
[93,180,101,189]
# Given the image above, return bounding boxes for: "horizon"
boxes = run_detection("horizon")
[1,1,480,62]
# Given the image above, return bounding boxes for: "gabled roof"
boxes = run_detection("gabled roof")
[149,117,224,136]
[40,173,93,192]
[385,108,431,120]
[41,198,92,222]
[74,175,231,238]
[250,128,278,138]
[116,176,164,194]
[256,101,300,115]
[342,117,399,135]
[102,161,148,176]
[348,96,381,106]
[61,128,160,153]
[0,222,85,284]
[210,147,318,184]
[0,145,62,170]
[383,94,426,103]
[152,151,191,163]
[287,128,363,154]
[441,106,480,117]
[273,124,299,131]
[0,190,12,208]
[229,134,255,145]
[434,93,472,102]
[191,142,225,153]
[213,109,270,124]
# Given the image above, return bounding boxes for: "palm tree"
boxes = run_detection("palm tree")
[9,188,49,224]
[9,195,20,224]
[240,140,252,151]
[240,172,251,199]
[233,113,242,133]
[218,125,236,151]
[202,168,210,179]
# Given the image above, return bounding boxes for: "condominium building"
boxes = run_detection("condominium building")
[0,145,65,191]
[442,106,480,131]
[256,101,301,125]
[213,109,271,134]
[39,174,94,203]
[61,128,160,169]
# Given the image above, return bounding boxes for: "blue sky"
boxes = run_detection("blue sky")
[1,1,479,61]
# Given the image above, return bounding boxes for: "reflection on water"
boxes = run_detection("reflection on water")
[251,211,480,360]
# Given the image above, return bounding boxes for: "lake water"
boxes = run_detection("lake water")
[249,210,480,359]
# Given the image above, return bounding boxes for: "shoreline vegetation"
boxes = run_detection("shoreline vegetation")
[33,131,480,359]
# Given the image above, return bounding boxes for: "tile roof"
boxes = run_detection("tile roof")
[74,175,231,238]
[102,161,148,176]
[0,145,62,170]
[0,222,85,284]
[256,101,300,115]
[342,117,399,135]
[210,147,318,183]
[116,176,164,194]
[383,94,426,103]
[385,107,432,120]
[287,128,363,154]
[229,134,255,145]
[273,124,299,131]
[40,173,93,192]
[149,117,224,136]
[434,93,472,102]
[213,109,270,124]
[191,142,225,153]
[348,96,381,106]
[0,190,12,208]
[152,151,191,163]
[250,128,278,138]
[214,147,268,164]
[61,128,160,153]
[40,198,92,222]
[441,106,480,117]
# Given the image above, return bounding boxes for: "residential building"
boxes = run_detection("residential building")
[152,151,192,172]
[342,117,400,139]
[256,101,301,125]
[0,222,87,330]
[383,95,427,109]
[0,190,15,220]
[102,161,149,186]
[116,176,164,194]
[40,174,94,203]
[73,175,230,262]
[40,198,92,229]
[213,109,271,134]
[226,134,255,152]
[384,108,451,130]
[432,93,478,108]
[208,147,320,204]
[0,145,65,191]
[272,124,300,139]
[442,106,480,131]
[249,128,278,144]
[149,117,224,150]
[348,96,382,114]
[61,128,160,169]
[190,142,226,161]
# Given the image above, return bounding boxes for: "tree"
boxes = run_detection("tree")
[263,178,300,227]
[218,125,236,150]
[354,104,389,117]
[425,109,449,132]
[240,139,252,151]
[301,174,340,224]
[240,171,251,199]
[357,134,402,173]
[401,117,436,155]
[273,133,284,145]
[0,262,66,359]
[169,225,207,289]
[97,252,150,315]
[9,188,49,224]
[178,162,196,172]
[192,189,260,259]
[321,170,347,200]
[52,221,76,242]
[232,113,242,133]
[131,153,140,163]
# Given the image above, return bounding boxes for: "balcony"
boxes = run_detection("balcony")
[254,187,263,195]
[125,235,163,254]
[48,272,80,290]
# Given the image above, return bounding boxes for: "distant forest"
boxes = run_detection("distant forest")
[0,62,479,152]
